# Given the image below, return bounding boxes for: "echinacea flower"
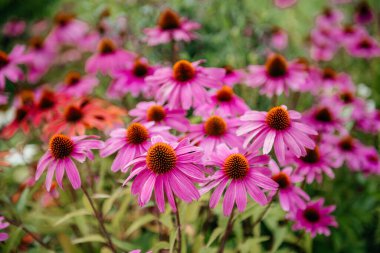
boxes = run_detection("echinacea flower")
[1,106,31,139]
[354,1,373,25]
[318,67,354,90]
[246,54,307,97]
[269,160,309,212]
[187,115,243,156]
[0,45,26,89]
[270,26,288,50]
[315,8,343,28]
[85,37,135,75]
[122,135,205,213]
[44,98,124,136]
[221,65,245,86]
[32,89,66,126]
[129,101,189,132]
[101,122,174,172]
[146,59,225,110]
[24,36,56,83]
[273,0,297,8]
[108,58,155,98]
[46,12,89,46]
[237,105,317,162]
[289,198,337,237]
[58,71,99,97]
[324,134,366,171]
[35,134,103,190]
[0,216,9,242]
[2,19,26,37]
[346,36,380,59]
[293,145,337,184]
[200,144,278,216]
[194,85,249,117]
[144,8,200,46]
[361,147,380,175]
[303,105,344,133]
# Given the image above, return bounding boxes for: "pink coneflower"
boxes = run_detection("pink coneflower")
[129,250,152,253]
[108,58,155,98]
[361,147,380,175]
[293,145,337,184]
[58,71,99,97]
[46,12,89,46]
[291,58,320,94]
[144,8,200,46]
[35,134,103,190]
[100,122,174,172]
[289,198,337,237]
[338,24,367,46]
[324,134,366,171]
[1,106,31,139]
[303,105,344,133]
[122,135,205,213]
[0,216,9,242]
[24,36,56,83]
[246,54,307,96]
[187,115,243,156]
[2,19,26,37]
[221,65,245,86]
[273,0,297,8]
[44,98,124,136]
[346,36,380,59]
[85,37,135,75]
[316,8,343,28]
[32,89,65,126]
[318,67,354,90]
[0,45,25,89]
[194,85,249,117]
[310,43,338,62]
[269,160,309,212]
[146,59,225,110]
[200,144,278,216]
[237,106,317,162]
[354,1,373,25]
[129,101,189,132]
[270,27,288,51]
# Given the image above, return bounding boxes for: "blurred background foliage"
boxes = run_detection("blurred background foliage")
[0,0,380,253]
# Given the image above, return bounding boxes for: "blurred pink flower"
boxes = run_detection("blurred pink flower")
[58,71,99,97]
[0,45,26,89]
[0,216,9,242]
[35,134,103,190]
[144,8,200,46]
[273,0,297,8]
[2,19,26,37]
[289,198,337,237]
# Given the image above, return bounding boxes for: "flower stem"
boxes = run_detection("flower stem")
[4,217,50,249]
[170,40,178,64]
[252,200,273,229]
[81,185,117,253]
[174,198,182,253]
[217,209,235,253]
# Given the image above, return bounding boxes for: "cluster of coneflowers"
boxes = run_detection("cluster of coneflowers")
[0,1,379,252]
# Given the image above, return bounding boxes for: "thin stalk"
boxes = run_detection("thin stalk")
[170,40,178,64]
[217,209,235,253]
[252,200,273,229]
[174,198,182,253]
[4,217,50,249]
[81,185,117,253]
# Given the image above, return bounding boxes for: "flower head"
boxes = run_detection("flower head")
[35,134,103,190]
[0,45,26,89]
[201,144,278,216]
[237,105,317,162]
[122,136,205,212]
[101,122,174,172]
[59,71,99,97]
[0,216,9,242]
[129,101,189,132]
[289,198,337,237]
[144,8,201,46]
[146,60,225,110]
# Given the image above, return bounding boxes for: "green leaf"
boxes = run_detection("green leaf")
[72,234,106,244]
[125,214,156,236]
[54,209,91,226]
[102,188,123,215]
[169,229,178,253]
[152,241,170,253]
[206,227,224,247]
